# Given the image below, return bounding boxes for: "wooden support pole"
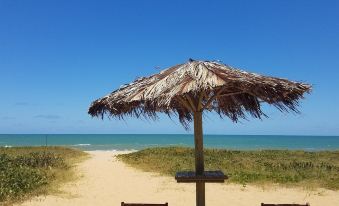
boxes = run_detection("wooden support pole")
[194,111,205,206]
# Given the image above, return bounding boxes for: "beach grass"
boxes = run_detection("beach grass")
[0,146,87,205]
[117,147,339,190]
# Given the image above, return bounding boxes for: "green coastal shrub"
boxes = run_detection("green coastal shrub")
[0,147,86,204]
[118,147,339,190]
[0,159,48,201]
[0,153,60,201]
[13,152,66,168]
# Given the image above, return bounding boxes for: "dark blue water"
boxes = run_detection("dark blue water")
[0,134,338,151]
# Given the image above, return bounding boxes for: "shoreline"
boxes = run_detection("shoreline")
[17,150,339,206]
[0,144,339,152]
[2,134,339,151]
[3,146,339,152]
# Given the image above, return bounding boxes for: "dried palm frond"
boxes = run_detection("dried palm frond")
[88,59,311,129]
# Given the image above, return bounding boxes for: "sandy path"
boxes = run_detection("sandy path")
[19,151,339,206]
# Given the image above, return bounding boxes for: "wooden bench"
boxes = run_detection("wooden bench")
[121,202,168,206]
[261,203,310,206]
[175,170,227,183]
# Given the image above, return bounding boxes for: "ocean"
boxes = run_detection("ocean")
[0,134,338,151]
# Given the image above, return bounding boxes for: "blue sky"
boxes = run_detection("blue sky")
[0,0,338,135]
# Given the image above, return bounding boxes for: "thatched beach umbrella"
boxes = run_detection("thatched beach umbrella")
[88,59,311,206]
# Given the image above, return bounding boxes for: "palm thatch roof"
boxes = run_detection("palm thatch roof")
[88,59,311,128]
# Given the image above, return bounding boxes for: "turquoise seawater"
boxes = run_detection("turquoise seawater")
[0,134,338,151]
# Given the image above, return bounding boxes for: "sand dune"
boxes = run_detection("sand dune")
[18,151,339,206]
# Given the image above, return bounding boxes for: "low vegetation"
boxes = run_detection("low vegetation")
[0,147,87,205]
[117,147,339,190]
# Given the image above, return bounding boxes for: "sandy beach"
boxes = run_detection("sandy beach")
[18,151,339,206]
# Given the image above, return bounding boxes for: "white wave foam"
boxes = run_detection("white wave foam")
[73,144,91,146]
